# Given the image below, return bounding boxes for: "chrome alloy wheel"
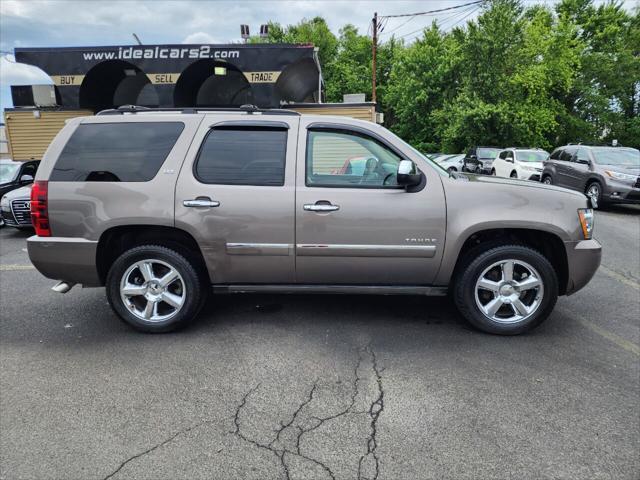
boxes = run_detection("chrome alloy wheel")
[119,259,186,322]
[586,183,600,206]
[474,259,544,324]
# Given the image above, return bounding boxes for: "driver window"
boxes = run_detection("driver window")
[306,129,403,188]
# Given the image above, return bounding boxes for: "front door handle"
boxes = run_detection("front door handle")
[183,198,220,208]
[303,202,340,212]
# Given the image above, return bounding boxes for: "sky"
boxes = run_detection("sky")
[0,0,635,113]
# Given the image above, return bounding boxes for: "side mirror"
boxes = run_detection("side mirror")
[19,174,34,184]
[397,160,422,188]
[506,157,514,163]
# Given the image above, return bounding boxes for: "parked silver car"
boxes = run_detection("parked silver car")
[434,154,465,173]
[27,106,601,334]
[541,145,640,206]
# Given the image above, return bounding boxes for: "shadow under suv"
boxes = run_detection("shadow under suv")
[541,145,640,207]
[27,106,601,335]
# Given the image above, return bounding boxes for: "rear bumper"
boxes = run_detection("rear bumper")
[27,236,101,287]
[564,239,602,295]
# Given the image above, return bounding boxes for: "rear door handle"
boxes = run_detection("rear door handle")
[303,203,340,212]
[183,198,220,208]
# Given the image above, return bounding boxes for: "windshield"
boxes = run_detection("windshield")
[0,164,20,184]
[477,148,501,159]
[374,127,449,176]
[516,151,549,162]
[592,148,640,167]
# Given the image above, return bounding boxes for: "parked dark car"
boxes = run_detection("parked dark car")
[0,185,33,229]
[540,145,640,207]
[462,147,502,174]
[0,159,39,226]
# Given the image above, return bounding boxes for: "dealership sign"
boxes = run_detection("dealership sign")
[13,43,321,110]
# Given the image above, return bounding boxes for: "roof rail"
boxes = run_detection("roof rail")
[96,104,301,116]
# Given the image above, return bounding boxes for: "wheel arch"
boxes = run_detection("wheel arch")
[96,225,210,285]
[583,176,603,192]
[449,228,569,296]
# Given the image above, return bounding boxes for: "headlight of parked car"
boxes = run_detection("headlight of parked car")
[578,208,594,239]
[604,170,636,181]
[522,165,538,171]
[0,196,9,209]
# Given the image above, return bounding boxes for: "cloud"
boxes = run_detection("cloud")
[182,32,220,44]
[0,55,52,85]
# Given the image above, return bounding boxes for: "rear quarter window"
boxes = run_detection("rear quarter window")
[50,122,184,182]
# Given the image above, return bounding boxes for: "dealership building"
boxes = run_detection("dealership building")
[5,43,376,160]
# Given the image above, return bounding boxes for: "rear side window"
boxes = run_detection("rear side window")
[560,149,575,161]
[195,127,287,186]
[51,122,184,182]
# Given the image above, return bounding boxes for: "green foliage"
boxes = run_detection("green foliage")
[253,0,639,150]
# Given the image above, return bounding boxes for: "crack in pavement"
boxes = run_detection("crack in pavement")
[357,345,384,480]
[102,420,212,480]
[231,345,384,480]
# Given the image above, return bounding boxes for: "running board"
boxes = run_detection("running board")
[212,284,448,296]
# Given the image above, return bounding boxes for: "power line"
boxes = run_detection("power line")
[379,0,484,19]
[397,4,479,40]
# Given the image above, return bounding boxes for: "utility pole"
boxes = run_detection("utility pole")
[372,12,377,103]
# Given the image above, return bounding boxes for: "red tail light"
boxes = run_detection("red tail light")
[30,181,51,237]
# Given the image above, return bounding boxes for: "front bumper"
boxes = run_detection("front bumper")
[1,201,33,229]
[602,178,640,204]
[564,239,602,295]
[27,236,101,287]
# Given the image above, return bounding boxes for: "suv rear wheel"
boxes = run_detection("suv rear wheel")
[453,245,558,335]
[106,245,206,332]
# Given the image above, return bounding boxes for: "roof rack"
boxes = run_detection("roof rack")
[96,104,301,116]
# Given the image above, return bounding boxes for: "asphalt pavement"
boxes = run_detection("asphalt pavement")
[1,205,638,480]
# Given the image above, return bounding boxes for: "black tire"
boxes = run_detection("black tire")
[541,175,552,185]
[447,167,456,174]
[491,169,496,176]
[585,181,603,209]
[106,245,206,333]
[510,171,518,178]
[453,244,558,335]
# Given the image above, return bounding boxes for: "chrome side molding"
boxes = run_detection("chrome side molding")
[296,244,436,258]
[226,243,293,256]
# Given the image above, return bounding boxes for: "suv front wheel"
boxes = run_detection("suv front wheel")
[106,245,206,332]
[453,245,558,335]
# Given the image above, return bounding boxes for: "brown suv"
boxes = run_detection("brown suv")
[27,107,601,335]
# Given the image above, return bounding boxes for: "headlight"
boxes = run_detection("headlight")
[604,170,636,181]
[522,165,537,171]
[0,196,9,208]
[578,208,594,239]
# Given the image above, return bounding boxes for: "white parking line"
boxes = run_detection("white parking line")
[0,265,35,271]
[577,317,640,357]
[599,265,640,291]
